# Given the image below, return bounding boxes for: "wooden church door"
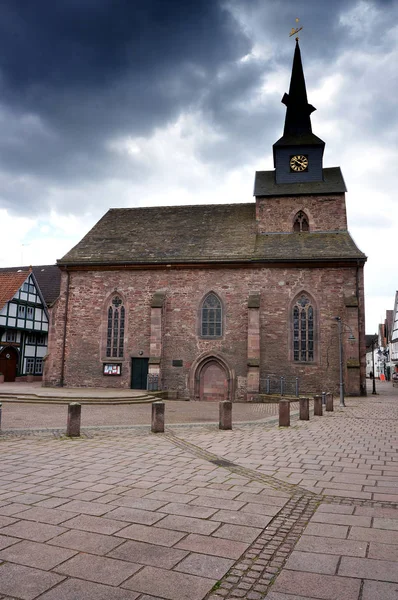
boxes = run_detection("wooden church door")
[131,358,149,390]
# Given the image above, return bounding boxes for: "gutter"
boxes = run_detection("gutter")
[60,270,70,387]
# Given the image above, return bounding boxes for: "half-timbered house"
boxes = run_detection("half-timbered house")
[0,267,60,381]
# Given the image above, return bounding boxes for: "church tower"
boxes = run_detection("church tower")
[254,38,348,234]
[253,37,367,397]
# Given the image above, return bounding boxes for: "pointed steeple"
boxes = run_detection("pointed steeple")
[272,39,325,183]
[282,40,316,136]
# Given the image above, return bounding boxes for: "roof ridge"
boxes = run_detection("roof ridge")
[108,202,254,212]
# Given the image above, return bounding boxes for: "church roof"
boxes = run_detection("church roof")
[58,203,365,266]
[254,167,347,197]
[253,231,364,261]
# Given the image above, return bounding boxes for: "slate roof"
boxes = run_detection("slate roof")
[254,167,347,197]
[0,269,30,311]
[58,202,366,266]
[253,232,365,261]
[273,132,325,147]
[0,265,61,307]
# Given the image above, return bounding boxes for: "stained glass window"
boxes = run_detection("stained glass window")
[293,295,314,362]
[106,296,125,358]
[201,293,222,337]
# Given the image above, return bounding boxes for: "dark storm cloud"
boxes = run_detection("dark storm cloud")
[0,0,396,214]
[0,0,249,207]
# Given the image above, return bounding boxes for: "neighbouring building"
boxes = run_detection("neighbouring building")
[365,334,377,378]
[391,292,398,368]
[0,266,61,381]
[44,41,367,400]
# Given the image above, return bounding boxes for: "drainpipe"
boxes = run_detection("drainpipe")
[60,270,70,387]
[356,261,366,396]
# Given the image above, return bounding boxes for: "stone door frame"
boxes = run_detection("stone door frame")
[190,352,235,402]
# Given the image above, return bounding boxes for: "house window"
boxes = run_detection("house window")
[201,293,222,338]
[35,358,43,375]
[26,358,35,374]
[6,331,17,343]
[293,211,310,232]
[27,306,34,319]
[27,334,36,344]
[18,305,26,317]
[106,296,125,358]
[22,282,35,294]
[293,295,314,362]
[36,335,46,346]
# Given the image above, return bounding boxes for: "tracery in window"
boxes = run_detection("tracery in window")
[201,293,222,338]
[293,295,314,362]
[106,296,125,358]
[293,211,309,232]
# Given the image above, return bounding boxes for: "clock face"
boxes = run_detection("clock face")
[290,155,309,172]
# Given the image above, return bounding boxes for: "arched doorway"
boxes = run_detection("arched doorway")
[0,347,19,382]
[191,354,235,402]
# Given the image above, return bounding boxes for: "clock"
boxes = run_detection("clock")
[290,155,309,172]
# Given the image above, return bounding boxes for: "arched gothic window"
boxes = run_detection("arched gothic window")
[201,293,222,338]
[106,296,125,358]
[293,211,309,232]
[293,295,314,362]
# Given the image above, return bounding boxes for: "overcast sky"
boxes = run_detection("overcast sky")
[0,0,396,333]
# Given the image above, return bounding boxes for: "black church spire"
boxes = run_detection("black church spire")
[272,39,325,184]
[282,40,316,136]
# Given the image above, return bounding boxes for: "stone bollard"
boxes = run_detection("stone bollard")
[279,400,290,427]
[66,403,81,437]
[326,393,334,412]
[151,401,165,433]
[314,395,323,416]
[322,391,326,406]
[299,397,309,421]
[219,401,232,430]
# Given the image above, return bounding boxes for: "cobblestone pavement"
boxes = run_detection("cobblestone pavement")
[0,383,396,599]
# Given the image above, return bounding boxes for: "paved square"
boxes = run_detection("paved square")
[0,384,397,599]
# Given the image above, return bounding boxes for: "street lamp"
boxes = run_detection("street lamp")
[334,317,355,408]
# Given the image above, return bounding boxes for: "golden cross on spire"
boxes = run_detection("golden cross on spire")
[289,18,303,41]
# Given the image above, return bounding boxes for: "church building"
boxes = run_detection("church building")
[44,41,367,400]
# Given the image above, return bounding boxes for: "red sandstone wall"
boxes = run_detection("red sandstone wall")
[256,194,347,233]
[43,273,68,387]
[44,264,365,398]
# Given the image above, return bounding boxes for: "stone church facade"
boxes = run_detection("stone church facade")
[44,41,367,400]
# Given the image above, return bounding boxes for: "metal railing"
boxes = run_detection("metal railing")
[260,375,299,397]
[147,374,159,392]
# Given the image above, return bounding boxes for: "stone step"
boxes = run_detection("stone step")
[0,392,157,405]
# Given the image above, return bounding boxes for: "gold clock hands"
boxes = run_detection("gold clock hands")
[292,157,305,168]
